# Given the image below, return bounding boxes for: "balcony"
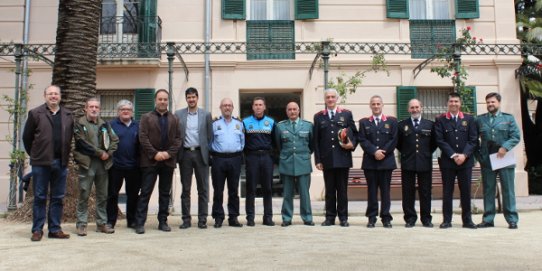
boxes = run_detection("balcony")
[98,16,162,59]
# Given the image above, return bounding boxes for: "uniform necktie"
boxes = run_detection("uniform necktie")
[375,117,380,126]
[330,110,335,120]
[292,121,296,130]
[490,114,495,125]
[413,118,419,129]
[452,116,457,123]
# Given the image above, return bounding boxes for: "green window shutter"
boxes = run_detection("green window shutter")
[455,0,479,19]
[222,0,246,20]
[410,20,456,59]
[386,0,408,19]
[460,86,477,115]
[246,20,295,60]
[138,0,159,57]
[396,86,417,120]
[134,88,155,121]
[295,0,318,20]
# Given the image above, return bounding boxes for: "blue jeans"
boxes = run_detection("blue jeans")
[31,160,67,233]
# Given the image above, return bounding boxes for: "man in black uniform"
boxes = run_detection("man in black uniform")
[358,95,398,228]
[313,88,356,227]
[397,99,437,228]
[434,92,478,229]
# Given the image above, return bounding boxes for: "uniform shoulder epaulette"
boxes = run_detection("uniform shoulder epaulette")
[360,117,370,121]
[438,113,447,118]
[232,116,241,121]
[278,120,288,124]
[341,108,351,112]
[301,119,313,124]
[212,116,221,122]
[315,110,326,116]
[387,116,397,120]
[502,112,512,116]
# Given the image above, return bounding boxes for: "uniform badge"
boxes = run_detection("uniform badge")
[404,125,409,132]
[264,120,270,126]
[384,123,390,129]
[340,116,344,122]
[217,126,222,130]
[249,125,253,129]
[235,124,240,130]
[462,120,468,127]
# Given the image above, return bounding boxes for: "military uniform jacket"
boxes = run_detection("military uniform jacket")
[358,115,398,170]
[397,118,437,172]
[475,111,520,169]
[275,119,313,176]
[313,107,357,169]
[434,112,478,169]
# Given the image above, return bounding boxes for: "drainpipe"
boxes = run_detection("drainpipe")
[19,0,31,150]
[204,0,211,110]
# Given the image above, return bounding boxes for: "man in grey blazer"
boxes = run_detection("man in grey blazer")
[176,87,213,229]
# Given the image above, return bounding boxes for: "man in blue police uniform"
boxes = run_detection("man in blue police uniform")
[314,88,356,227]
[275,102,314,227]
[358,95,398,228]
[243,97,276,226]
[396,99,437,228]
[475,92,521,229]
[434,92,478,229]
[210,98,245,228]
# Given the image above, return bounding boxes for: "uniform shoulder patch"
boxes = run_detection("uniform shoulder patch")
[278,120,288,124]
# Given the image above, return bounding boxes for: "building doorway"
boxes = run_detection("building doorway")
[239,90,302,198]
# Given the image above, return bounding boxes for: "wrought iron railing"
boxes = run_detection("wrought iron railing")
[1,42,542,58]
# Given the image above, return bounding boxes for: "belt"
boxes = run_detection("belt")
[211,151,242,158]
[184,147,200,151]
[246,150,272,155]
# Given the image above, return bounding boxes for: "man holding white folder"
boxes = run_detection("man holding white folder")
[476,92,521,229]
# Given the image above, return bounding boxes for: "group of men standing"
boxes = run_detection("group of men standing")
[23,85,521,242]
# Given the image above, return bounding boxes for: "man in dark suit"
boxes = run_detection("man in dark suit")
[358,95,398,228]
[434,92,478,229]
[175,87,212,229]
[397,99,437,228]
[134,89,182,234]
[313,88,356,227]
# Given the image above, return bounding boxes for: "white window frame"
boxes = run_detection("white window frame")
[247,0,294,20]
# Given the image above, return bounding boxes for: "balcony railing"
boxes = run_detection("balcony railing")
[98,16,162,58]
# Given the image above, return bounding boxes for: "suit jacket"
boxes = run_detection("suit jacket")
[358,115,398,170]
[475,111,520,169]
[175,107,212,165]
[434,112,478,169]
[313,107,357,169]
[397,117,437,172]
[139,110,181,168]
[275,119,313,176]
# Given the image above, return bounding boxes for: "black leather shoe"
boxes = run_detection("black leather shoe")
[179,221,191,229]
[127,223,136,229]
[198,221,207,229]
[340,221,349,227]
[508,222,518,229]
[228,219,243,227]
[263,219,275,226]
[135,226,145,234]
[303,221,315,226]
[383,222,392,228]
[405,222,415,228]
[422,222,434,228]
[246,220,255,227]
[158,222,171,232]
[281,221,292,227]
[439,222,452,229]
[321,220,335,226]
[462,222,477,229]
[214,219,223,228]
[366,222,375,228]
[476,221,494,228]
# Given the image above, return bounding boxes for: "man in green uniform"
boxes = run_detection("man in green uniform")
[275,102,314,226]
[476,92,521,229]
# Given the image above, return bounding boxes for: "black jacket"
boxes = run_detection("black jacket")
[397,118,437,172]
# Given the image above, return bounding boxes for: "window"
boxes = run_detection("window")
[100,0,140,38]
[246,20,295,60]
[409,0,452,19]
[96,89,155,121]
[249,0,293,20]
[409,19,456,58]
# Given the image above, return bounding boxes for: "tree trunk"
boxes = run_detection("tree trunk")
[8,0,102,222]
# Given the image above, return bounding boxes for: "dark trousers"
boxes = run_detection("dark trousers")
[135,165,174,226]
[180,150,209,223]
[31,160,67,233]
[211,155,242,221]
[107,166,141,228]
[364,169,393,222]
[441,167,473,224]
[401,170,432,224]
[245,153,273,221]
[323,168,349,222]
